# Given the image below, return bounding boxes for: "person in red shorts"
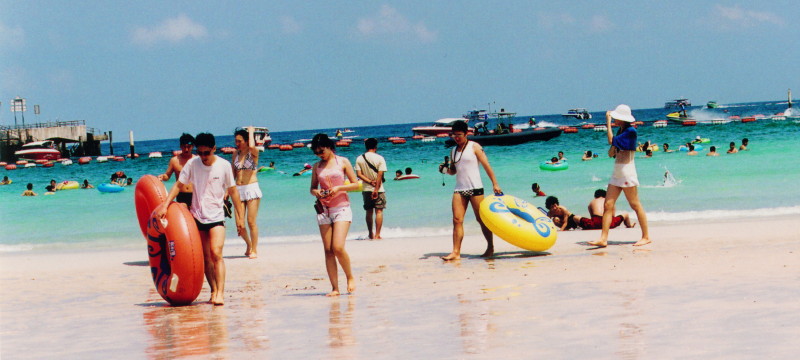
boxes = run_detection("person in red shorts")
[583,189,635,230]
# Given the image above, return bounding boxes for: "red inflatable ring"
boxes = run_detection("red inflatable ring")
[146,203,204,306]
[135,175,168,238]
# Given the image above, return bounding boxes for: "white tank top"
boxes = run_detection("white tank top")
[452,141,483,191]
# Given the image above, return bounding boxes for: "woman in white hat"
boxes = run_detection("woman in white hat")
[588,104,650,247]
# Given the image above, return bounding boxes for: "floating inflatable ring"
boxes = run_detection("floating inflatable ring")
[146,203,204,306]
[56,180,80,190]
[539,161,569,171]
[479,194,558,252]
[98,183,124,193]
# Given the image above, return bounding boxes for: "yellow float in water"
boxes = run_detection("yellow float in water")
[479,194,558,252]
[55,180,80,190]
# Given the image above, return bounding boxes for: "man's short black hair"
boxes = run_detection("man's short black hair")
[545,196,559,209]
[195,133,216,148]
[179,133,194,145]
[594,189,606,198]
[364,138,378,150]
[405,167,412,174]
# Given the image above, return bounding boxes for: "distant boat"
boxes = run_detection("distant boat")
[241,126,272,151]
[445,127,562,146]
[411,109,487,136]
[706,101,718,108]
[561,108,592,120]
[665,98,691,109]
[14,140,61,161]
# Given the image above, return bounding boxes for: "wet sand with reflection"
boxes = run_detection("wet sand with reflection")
[1,216,798,358]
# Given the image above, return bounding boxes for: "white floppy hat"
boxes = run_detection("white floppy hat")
[609,104,635,122]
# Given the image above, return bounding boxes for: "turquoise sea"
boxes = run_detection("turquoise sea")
[2,100,799,253]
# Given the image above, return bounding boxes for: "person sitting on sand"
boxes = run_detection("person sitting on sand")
[0,176,10,185]
[739,138,748,151]
[81,179,94,189]
[707,146,720,157]
[293,163,313,176]
[545,196,587,231]
[584,189,635,230]
[582,150,594,161]
[727,142,738,154]
[22,183,37,196]
[687,144,698,156]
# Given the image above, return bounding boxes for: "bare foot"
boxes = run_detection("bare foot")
[244,248,252,257]
[633,238,651,246]
[480,247,494,258]
[347,278,356,294]
[441,252,460,261]
[368,233,374,240]
[208,292,217,304]
[326,290,341,297]
[248,252,258,259]
[374,234,382,240]
[627,222,637,228]
[587,240,607,248]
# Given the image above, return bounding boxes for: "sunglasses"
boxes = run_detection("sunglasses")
[197,150,213,156]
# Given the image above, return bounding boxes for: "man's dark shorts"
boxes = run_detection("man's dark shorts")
[362,192,387,210]
[195,219,225,232]
[176,191,193,209]
[578,215,624,230]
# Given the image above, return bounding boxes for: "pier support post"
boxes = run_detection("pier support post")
[129,131,135,159]
[109,131,114,155]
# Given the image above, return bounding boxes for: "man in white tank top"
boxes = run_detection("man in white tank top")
[441,120,502,261]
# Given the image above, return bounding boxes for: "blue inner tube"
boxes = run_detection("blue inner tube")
[679,144,704,152]
[539,161,569,171]
[98,183,124,193]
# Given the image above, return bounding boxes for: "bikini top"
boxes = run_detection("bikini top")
[233,151,258,171]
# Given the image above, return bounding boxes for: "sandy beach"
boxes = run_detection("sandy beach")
[2,216,799,359]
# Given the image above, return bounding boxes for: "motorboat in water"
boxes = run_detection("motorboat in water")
[14,140,61,161]
[411,109,488,136]
[665,98,691,109]
[240,126,272,151]
[561,108,592,120]
[445,127,562,147]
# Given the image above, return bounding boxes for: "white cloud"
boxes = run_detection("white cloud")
[0,21,25,48]
[588,15,614,33]
[711,4,785,29]
[356,5,437,43]
[131,14,208,46]
[280,16,303,35]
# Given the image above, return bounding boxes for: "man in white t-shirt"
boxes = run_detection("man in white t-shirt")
[355,138,387,239]
[156,133,244,306]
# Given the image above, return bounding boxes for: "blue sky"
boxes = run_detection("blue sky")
[2,1,798,140]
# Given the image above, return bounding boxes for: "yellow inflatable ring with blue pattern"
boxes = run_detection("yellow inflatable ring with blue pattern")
[479,194,558,252]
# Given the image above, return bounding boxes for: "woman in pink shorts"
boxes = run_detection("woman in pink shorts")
[309,133,361,296]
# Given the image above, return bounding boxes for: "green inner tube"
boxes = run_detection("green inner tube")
[539,161,569,171]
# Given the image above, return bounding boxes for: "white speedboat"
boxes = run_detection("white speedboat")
[665,98,691,108]
[241,126,272,151]
[561,108,592,120]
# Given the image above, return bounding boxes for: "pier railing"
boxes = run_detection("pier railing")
[0,120,86,131]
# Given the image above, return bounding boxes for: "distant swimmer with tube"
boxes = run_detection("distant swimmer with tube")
[155,132,245,306]
[81,179,94,189]
[587,104,650,247]
[0,176,10,185]
[232,126,263,259]
[158,133,196,208]
[440,120,502,260]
